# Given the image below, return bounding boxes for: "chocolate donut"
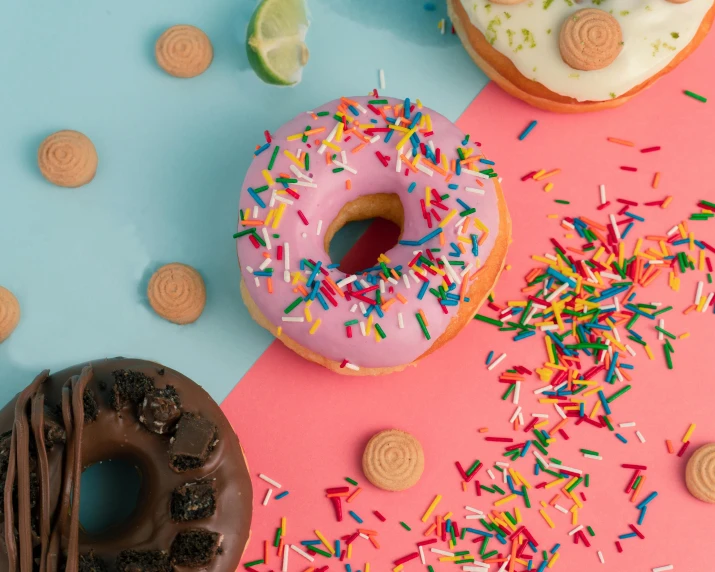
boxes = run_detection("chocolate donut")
[0,358,252,572]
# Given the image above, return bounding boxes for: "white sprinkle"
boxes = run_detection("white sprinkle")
[290,545,314,562]
[497,556,511,572]
[584,454,603,460]
[487,352,506,371]
[283,270,290,283]
[703,291,714,312]
[463,566,490,571]
[359,279,371,289]
[419,545,426,565]
[464,514,484,520]
[350,304,358,313]
[599,184,607,205]
[416,162,434,176]
[568,525,584,536]
[534,385,553,395]
[380,279,385,294]
[652,566,674,572]
[387,276,398,285]
[540,324,559,332]
[345,363,360,371]
[355,103,367,114]
[487,469,495,480]
[625,344,636,357]
[597,551,605,564]
[359,321,366,336]
[273,194,294,205]
[409,269,421,283]
[554,403,567,420]
[517,411,524,426]
[284,242,290,271]
[262,228,272,250]
[465,506,483,514]
[636,430,646,443]
[396,155,402,172]
[254,277,260,287]
[289,164,312,181]
[513,381,521,405]
[398,312,404,329]
[441,255,461,285]
[359,533,370,540]
[263,489,273,506]
[546,282,569,302]
[430,548,454,557]
[282,317,304,323]
[294,180,317,188]
[532,413,549,418]
[332,160,357,174]
[495,462,509,468]
[648,259,663,265]
[341,150,348,164]
[464,186,486,195]
[658,318,665,341]
[316,220,323,236]
[509,406,522,424]
[259,474,282,488]
[301,232,307,239]
[554,504,569,514]
[619,422,636,427]
[561,220,575,230]
[253,206,259,219]
[402,273,411,289]
[695,280,704,304]
[245,266,254,274]
[359,302,367,314]
[545,253,559,261]
[259,258,272,271]
[461,168,490,180]
[667,225,679,236]
[337,275,357,288]
[379,68,386,90]
[282,544,289,572]
[369,134,381,144]
[610,213,621,241]
[460,263,473,277]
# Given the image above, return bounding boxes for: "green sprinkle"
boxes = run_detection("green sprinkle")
[483,550,498,559]
[416,313,431,340]
[245,560,265,568]
[504,511,516,525]
[302,125,311,143]
[580,449,599,456]
[455,559,474,565]
[344,320,359,327]
[603,416,614,431]
[284,297,303,314]
[399,521,411,531]
[566,477,583,492]
[481,484,496,493]
[428,567,435,572]
[275,177,298,184]
[587,525,595,536]
[606,385,631,403]
[273,527,282,547]
[316,111,330,116]
[664,344,674,369]
[368,99,388,104]
[254,185,270,193]
[492,484,506,495]
[655,325,677,340]
[374,323,386,339]
[309,546,331,558]
[554,199,570,205]
[466,460,481,475]
[522,485,531,508]
[345,477,358,486]
[585,474,590,487]
[268,146,280,170]
[332,168,345,173]
[305,153,310,170]
[502,384,516,401]
[684,90,707,103]
[474,314,504,327]
[233,228,257,239]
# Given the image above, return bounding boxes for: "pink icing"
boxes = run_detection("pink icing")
[237,96,501,369]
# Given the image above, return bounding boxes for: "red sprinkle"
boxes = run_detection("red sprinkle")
[621,464,648,470]
[677,441,691,457]
[373,510,386,522]
[616,541,623,553]
[297,210,309,225]
[485,437,514,442]
[629,524,645,539]
[393,553,419,566]
[620,166,638,172]
[640,146,660,153]
[264,130,272,143]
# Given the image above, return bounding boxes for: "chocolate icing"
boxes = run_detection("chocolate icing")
[0,358,252,572]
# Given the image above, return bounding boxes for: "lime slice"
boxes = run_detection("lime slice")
[246,0,310,86]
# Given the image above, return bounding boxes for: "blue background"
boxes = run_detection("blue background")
[0,0,488,407]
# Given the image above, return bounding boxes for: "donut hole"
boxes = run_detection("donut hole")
[78,459,142,534]
[324,193,404,274]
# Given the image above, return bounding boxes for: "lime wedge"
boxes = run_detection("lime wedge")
[246,0,310,86]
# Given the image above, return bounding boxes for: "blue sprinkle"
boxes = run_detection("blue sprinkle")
[384,129,394,143]
[486,350,495,365]
[410,112,422,128]
[404,98,411,119]
[348,105,360,116]
[621,222,635,240]
[275,491,289,500]
[456,198,470,210]
[465,528,493,537]
[253,271,273,277]
[625,211,645,222]
[254,142,271,156]
[301,540,322,546]
[518,120,538,141]
[637,506,647,525]
[520,441,532,457]
[479,158,495,165]
[550,544,561,554]
[417,280,429,300]
[448,184,459,190]
[615,433,628,444]
[345,564,353,572]
[537,560,547,572]
[316,292,329,310]
[247,187,266,209]
[514,330,536,341]
[348,511,363,524]
[408,182,417,193]
[598,390,612,415]
[635,491,658,510]
[618,532,638,539]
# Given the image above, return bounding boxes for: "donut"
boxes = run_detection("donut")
[448,0,715,112]
[236,95,511,375]
[0,357,252,572]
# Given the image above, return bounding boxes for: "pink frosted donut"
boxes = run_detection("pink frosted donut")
[236,95,511,375]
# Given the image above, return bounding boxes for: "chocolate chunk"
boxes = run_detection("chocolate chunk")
[110,370,155,410]
[169,414,218,473]
[83,388,99,423]
[139,386,181,435]
[115,550,171,572]
[170,529,223,567]
[79,550,107,572]
[171,480,216,522]
[43,414,66,448]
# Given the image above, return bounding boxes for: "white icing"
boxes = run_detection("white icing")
[460,0,713,101]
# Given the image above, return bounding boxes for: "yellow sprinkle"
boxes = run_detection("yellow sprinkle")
[309,319,321,334]
[514,507,522,524]
[395,126,418,151]
[272,202,287,229]
[322,139,341,152]
[683,423,696,443]
[539,509,555,529]
[494,494,518,506]
[262,169,275,186]
[335,122,344,142]
[314,530,335,554]
[543,182,554,193]
[545,477,567,489]
[547,552,560,568]
[347,543,352,559]
[366,564,370,572]
[281,517,287,535]
[276,326,282,336]
[421,495,443,522]
[680,332,690,339]
[304,302,313,323]
[438,209,458,228]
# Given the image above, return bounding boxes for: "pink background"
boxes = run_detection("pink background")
[223,32,715,571]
